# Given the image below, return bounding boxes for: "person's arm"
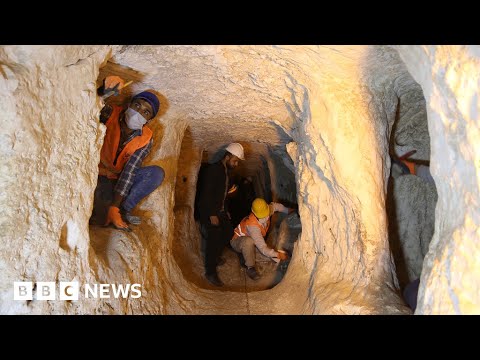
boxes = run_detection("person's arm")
[98,76,125,97]
[271,202,290,214]
[113,140,153,200]
[246,225,278,259]
[98,76,125,124]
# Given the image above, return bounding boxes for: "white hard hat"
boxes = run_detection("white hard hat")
[225,143,245,160]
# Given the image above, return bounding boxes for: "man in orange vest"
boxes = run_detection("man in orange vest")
[89,76,165,231]
[230,198,293,280]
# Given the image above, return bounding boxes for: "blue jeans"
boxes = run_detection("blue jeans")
[90,166,164,224]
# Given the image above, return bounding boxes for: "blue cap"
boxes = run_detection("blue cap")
[132,91,160,117]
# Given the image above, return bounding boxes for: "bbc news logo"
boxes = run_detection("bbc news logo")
[14,282,142,301]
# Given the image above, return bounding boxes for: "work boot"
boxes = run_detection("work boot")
[246,267,260,280]
[206,273,224,287]
[121,210,142,225]
[217,257,226,266]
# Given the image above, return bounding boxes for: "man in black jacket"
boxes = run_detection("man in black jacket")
[198,143,245,286]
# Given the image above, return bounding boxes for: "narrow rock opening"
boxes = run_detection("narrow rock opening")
[173,129,301,292]
[386,79,438,297]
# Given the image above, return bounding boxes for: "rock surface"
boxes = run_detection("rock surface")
[1,45,478,314]
[396,46,480,314]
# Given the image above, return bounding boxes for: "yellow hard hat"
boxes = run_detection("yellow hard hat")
[251,198,270,219]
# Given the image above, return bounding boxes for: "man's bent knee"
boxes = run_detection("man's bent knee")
[151,166,165,188]
[244,236,255,246]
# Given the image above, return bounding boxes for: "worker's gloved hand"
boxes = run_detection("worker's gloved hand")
[276,251,289,261]
[104,76,125,95]
[105,206,130,231]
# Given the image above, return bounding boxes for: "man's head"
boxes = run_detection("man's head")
[130,91,160,121]
[225,153,240,170]
[251,198,270,219]
[224,143,245,170]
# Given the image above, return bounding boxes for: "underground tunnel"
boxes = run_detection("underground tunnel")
[172,132,301,292]
[1,45,479,314]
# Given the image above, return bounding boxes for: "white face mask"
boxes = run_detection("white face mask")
[124,107,147,130]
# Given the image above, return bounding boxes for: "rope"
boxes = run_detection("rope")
[243,267,251,314]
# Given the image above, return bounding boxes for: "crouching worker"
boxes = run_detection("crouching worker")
[89,76,165,231]
[230,198,294,280]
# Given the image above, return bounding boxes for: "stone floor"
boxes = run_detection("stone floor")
[200,245,289,292]
[170,220,291,293]
[173,209,301,290]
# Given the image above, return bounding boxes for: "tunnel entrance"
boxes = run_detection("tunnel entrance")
[386,84,438,299]
[172,131,301,292]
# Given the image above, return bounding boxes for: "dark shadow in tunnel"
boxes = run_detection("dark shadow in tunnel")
[193,161,209,266]
[226,176,256,228]
[261,156,272,203]
[387,98,410,288]
[207,144,230,163]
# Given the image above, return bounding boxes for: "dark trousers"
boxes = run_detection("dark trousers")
[90,166,164,225]
[201,212,233,276]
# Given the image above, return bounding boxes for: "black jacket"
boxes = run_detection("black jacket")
[197,161,229,222]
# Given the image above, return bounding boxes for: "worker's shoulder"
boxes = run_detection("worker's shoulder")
[100,104,125,120]
[198,162,217,181]
[206,161,224,172]
[104,103,125,112]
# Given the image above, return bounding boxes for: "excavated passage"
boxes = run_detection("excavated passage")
[385,77,438,295]
[2,45,479,315]
[172,130,301,292]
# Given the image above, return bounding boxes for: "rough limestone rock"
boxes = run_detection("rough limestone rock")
[396,46,480,314]
[391,175,438,284]
[387,75,438,291]
[1,45,478,314]
[392,73,430,160]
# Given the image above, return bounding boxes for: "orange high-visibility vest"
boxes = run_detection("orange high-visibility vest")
[232,213,271,240]
[98,105,152,179]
